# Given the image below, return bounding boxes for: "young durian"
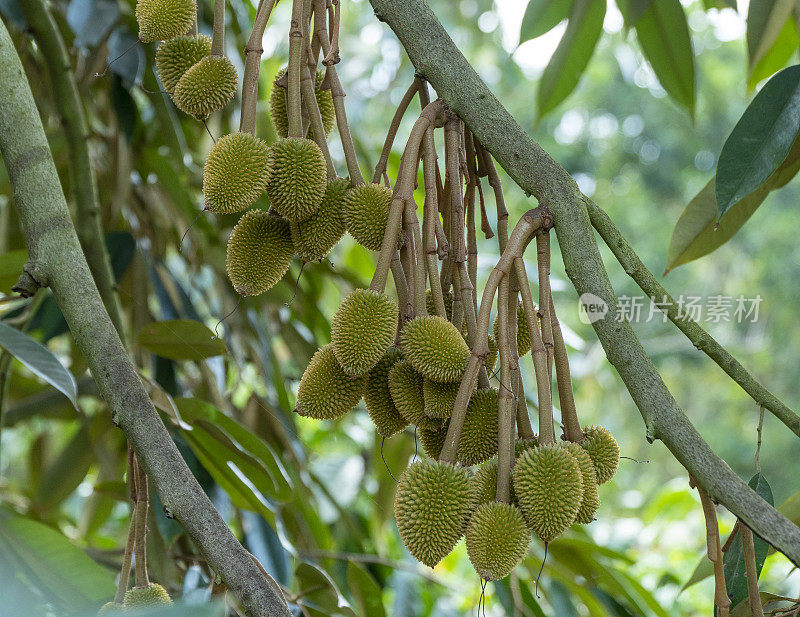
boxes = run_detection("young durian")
[342,183,395,251]
[331,289,398,376]
[135,0,196,43]
[203,132,271,214]
[172,55,237,119]
[457,388,499,466]
[155,34,211,91]
[422,378,458,419]
[492,304,531,356]
[419,423,449,459]
[96,602,122,615]
[269,68,335,138]
[471,457,513,508]
[394,459,473,568]
[513,444,583,542]
[425,289,454,321]
[123,583,172,608]
[401,316,470,383]
[580,425,620,484]
[225,210,293,296]
[267,138,327,222]
[388,360,438,431]
[561,441,600,524]
[466,502,530,581]
[295,344,365,419]
[363,348,408,438]
[291,178,349,262]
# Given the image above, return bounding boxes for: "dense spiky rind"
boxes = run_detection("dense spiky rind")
[422,379,458,419]
[267,138,327,222]
[136,0,195,42]
[419,423,449,459]
[561,442,599,524]
[492,304,531,357]
[401,316,470,383]
[269,68,335,138]
[331,289,397,376]
[388,360,438,431]
[97,602,122,615]
[156,35,211,91]
[513,445,583,542]
[225,210,293,296]
[580,425,620,484]
[394,459,473,568]
[364,348,408,438]
[295,344,364,420]
[457,388,499,466]
[291,178,349,262]
[471,457,515,507]
[172,55,237,119]
[466,502,530,580]
[123,583,172,608]
[515,436,539,457]
[425,289,454,321]
[203,132,270,214]
[342,183,394,251]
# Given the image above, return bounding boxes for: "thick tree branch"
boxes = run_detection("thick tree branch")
[0,20,290,617]
[368,0,800,565]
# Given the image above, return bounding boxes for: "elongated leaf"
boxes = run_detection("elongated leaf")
[616,0,653,28]
[537,0,606,117]
[747,0,795,71]
[748,16,798,90]
[137,319,226,361]
[520,0,573,43]
[717,65,800,218]
[634,0,695,114]
[0,321,77,407]
[34,422,94,510]
[0,249,27,293]
[295,562,357,617]
[777,490,800,526]
[681,556,713,591]
[347,562,386,617]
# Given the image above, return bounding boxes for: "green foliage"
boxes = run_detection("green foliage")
[136,319,226,361]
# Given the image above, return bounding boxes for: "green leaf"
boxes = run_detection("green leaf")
[747,16,798,90]
[681,555,714,591]
[717,65,800,218]
[347,563,386,617]
[33,422,94,510]
[747,0,795,72]
[295,562,357,617]
[520,0,573,43]
[0,248,27,293]
[777,489,800,526]
[0,515,116,610]
[0,321,77,407]
[616,0,653,28]
[537,0,606,117]
[136,319,226,361]
[634,0,695,113]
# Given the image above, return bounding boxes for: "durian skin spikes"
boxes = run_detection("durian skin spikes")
[561,441,600,524]
[580,425,620,484]
[363,347,408,438]
[342,183,395,251]
[466,502,530,581]
[123,583,172,607]
[267,138,327,223]
[401,315,470,383]
[295,344,365,420]
[225,210,293,296]
[203,132,271,214]
[136,0,196,43]
[172,55,238,120]
[156,35,212,92]
[291,178,349,262]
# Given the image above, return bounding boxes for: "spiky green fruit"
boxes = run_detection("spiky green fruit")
[172,55,237,119]
[515,436,539,457]
[425,289,454,321]
[136,0,195,42]
[401,316,470,383]
[155,34,211,91]
[295,344,364,420]
[269,68,335,138]
[330,289,397,376]
[419,423,449,459]
[492,304,531,357]
[561,442,599,524]
[472,457,513,507]
[203,132,270,214]
[457,388,499,466]
[513,444,583,542]
[97,602,122,615]
[123,583,172,608]
[394,459,473,567]
[225,210,293,296]
[388,360,437,431]
[466,502,530,580]
[343,183,395,251]
[422,378,458,419]
[266,138,327,222]
[580,426,619,484]
[291,178,348,262]
[364,348,408,438]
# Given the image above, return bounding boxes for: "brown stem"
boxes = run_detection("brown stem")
[464,128,478,311]
[741,524,765,617]
[372,77,420,184]
[240,0,276,134]
[133,456,150,588]
[422,125,446,317]
[550,294,582,442]
[322,0,340,65]
[495,271,515,503]
[390,250,410,328]
[300,66,336,179]
[286,0,306,137]
[694,479,731,617]
[211,0,226,56]
[536,231,554,381]
[404,197,427,316]
[114,448,137,604]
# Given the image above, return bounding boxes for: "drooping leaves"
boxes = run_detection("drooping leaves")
[520,0,573,43]
[137,319,227,361]
[746,0,795,74]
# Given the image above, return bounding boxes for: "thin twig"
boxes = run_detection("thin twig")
[550,294,582,442]
[132,456,150,588]
[240,0,277,134]
[693,478,730,617]
[741,524,765,617]
[372,77,421,184]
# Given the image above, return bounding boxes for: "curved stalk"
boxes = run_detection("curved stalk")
[550,294,582,442]
[240,0,277,134]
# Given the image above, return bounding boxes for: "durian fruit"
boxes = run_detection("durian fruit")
[492,304,532,356]
[295,344,364,419]
[580,425,620,484]
[203,132,271,214]
[401,316,470,383]
[471,457,514,507]
[515,436,539,457]
[513,444,583,542]
[457,388,499,466]
[342,183,394,251]
[155,34,211,92]
[364,347,408,438]
[466,502,530,580]
[291,178,349,262]
[269,68,335,138]
[388,360,438,431]
[425,289,454,322]
[225,210,293,296]
[331,289,398,376]
[96,602,122,615]
[123,583,172,608]
[561,442,600,525]
[267,138,327,222]
[135,0,196,42]
[423,378,458,419]
[172,55,238,119]
[419,423,449,459]
[394,459,473,567]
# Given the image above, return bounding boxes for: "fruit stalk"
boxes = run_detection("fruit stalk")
[286,0,306,137]
[550,294,583,442]
[536,230,554,380]
[464,129,479,311]
[114,448,137,604]
[741,524,765,617]
[299,65,336,178]
[132,456,150,587]
[495,270,516,503]
[210,0,226,56]
[404,197,427,317]
[240,0,277,134]
[422,124,448,318]
[372,76,421,185]
[694,479,731,617]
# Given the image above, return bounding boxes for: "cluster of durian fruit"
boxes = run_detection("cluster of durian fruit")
[99,583,172,614]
